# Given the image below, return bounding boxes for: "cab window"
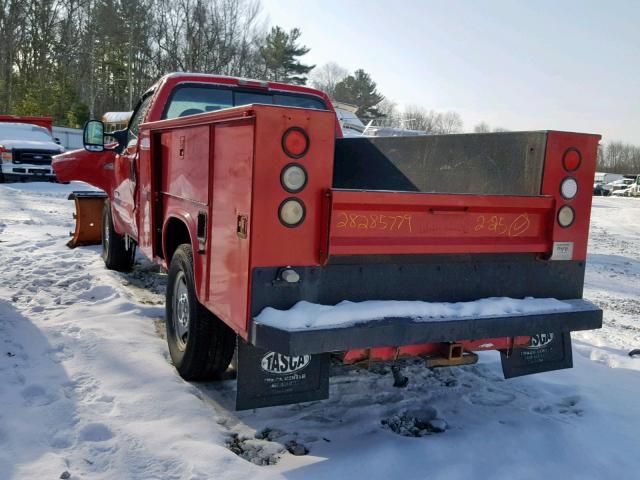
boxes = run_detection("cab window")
[163,84,327,120]
[128,95,153,144]
[165,87,233,119]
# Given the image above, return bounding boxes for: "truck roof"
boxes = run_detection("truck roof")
[0,122,59,147]
[143,72,341,137]
[0,122,52,137]
[0,115,53,132]
[154,72,331,101]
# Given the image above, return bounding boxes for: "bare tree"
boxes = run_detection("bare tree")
[309,62,348,97]
[402,105,439,132]
[438,111,463,134]
[599,141,640,173]
[473,122,491,133]
[399,105,463,134]
[474,122,510,133]
[371,99,401,127]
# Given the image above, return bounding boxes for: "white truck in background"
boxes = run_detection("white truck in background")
[626,176,640,197]
[0,116,65,182]
[593,172,623,196]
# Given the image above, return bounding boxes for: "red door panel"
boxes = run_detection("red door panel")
[111,140,138,237]
[206,121,255,332]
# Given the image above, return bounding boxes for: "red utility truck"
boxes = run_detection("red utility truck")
[53,73,602,409]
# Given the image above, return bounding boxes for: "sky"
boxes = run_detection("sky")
[262,0,640,144]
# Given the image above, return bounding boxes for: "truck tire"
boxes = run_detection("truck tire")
[166,244,235,380]
[101,201,136,272]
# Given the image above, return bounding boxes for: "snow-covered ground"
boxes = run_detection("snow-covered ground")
[1,182,639,479]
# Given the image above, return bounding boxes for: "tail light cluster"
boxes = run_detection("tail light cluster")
[0,145,11,163]
[557,148,581,227]
[278,128,309,227]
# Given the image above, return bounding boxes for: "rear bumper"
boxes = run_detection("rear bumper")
[249,299,602,355]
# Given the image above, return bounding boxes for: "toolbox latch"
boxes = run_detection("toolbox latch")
[237,214,248,239]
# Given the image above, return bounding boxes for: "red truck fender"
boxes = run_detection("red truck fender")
[161,210,212,307]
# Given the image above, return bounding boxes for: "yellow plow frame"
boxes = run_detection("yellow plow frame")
[67,191,107,248]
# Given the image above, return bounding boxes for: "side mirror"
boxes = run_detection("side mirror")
[83,120,105,152]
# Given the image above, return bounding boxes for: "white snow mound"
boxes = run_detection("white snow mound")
[256,297,572,330]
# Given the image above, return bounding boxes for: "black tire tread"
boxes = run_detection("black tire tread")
[102,200,136,272]
[166,244,235,380]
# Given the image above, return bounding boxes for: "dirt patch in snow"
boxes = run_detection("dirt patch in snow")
[381,405,448,437]
[226,433,285,465]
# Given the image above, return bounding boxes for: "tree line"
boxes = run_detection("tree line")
[0,0,466,136]
[1,0,636,173]
[597,142,640,174]
[310,62,464,134]
[312,63,640,173]
[0,0,314,126]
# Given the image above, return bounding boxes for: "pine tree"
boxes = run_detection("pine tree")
[333,69,384,121]
[260,26,314,85]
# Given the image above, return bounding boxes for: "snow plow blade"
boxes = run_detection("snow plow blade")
[249,299,602,356]
[67,191,107,248]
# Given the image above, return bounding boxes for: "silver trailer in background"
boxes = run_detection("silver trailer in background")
[52,126,83,150]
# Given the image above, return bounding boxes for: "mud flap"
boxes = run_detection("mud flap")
[235,339,330,411]
[501,332,573,379]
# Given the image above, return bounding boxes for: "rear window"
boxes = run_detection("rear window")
[163,85,327,120]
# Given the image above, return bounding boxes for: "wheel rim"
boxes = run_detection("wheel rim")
[172,271,190,351]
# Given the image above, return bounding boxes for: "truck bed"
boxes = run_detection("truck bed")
[333,132,548,195]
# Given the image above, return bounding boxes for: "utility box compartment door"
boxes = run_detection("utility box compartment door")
[206,121,255,333]
[326,190,555,258]
[160,126,210,204]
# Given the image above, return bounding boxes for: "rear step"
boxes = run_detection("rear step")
[249,298,602,356]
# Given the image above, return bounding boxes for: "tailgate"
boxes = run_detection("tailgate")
[325,189,554,258]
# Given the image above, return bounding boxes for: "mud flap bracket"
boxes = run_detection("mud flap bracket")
[501,332,572,378]
[235,338,329,410]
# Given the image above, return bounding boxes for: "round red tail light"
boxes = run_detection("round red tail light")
[563,149,581,172]
[282,127,309,159]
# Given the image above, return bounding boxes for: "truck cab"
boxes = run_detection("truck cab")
[53,73,336,230]
[0,117,64,182]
